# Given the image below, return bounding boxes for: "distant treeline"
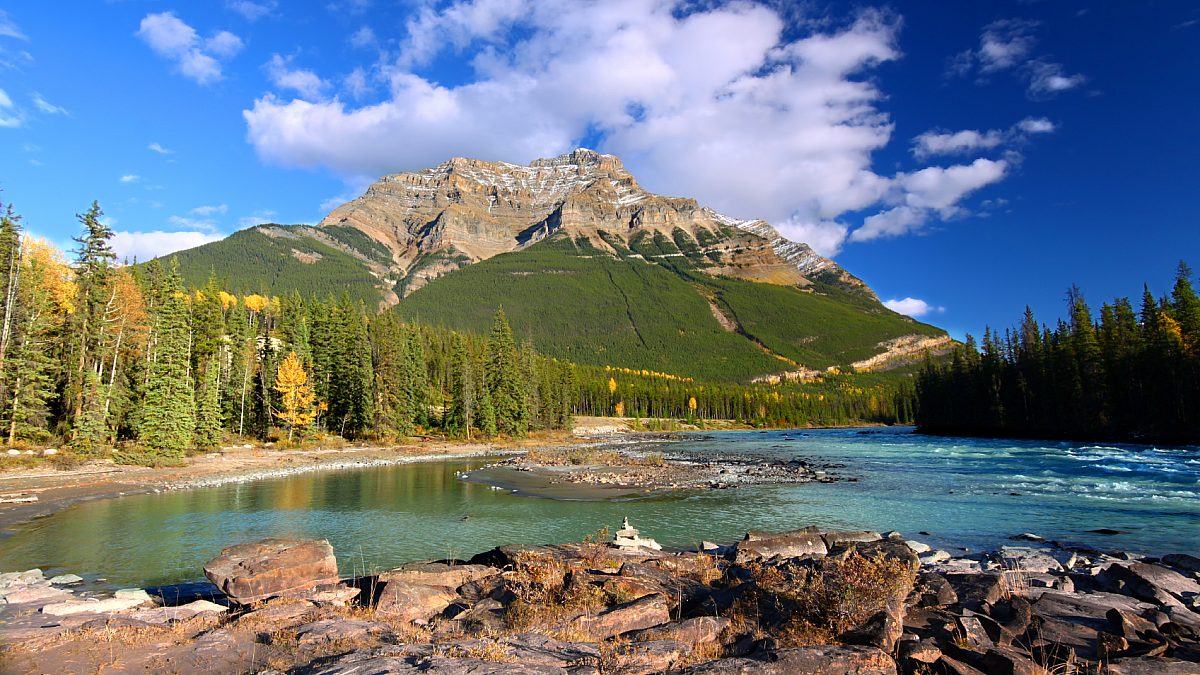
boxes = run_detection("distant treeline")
[915,263,1200,443]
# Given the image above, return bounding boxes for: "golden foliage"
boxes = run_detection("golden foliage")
[687,396,698,412]
[243,294,269,313]
[614,400,625,417]
[218,291,238,309]
[607,377,617,395]
[273,351,317,436]
[22,236,76,315]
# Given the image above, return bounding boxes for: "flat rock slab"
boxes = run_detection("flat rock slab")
[568,592,670,641]
[41,595,153,616]
[1,585,73,605]
[684,645,896,674]
[735,529,827,562]
[632,616,730,647]
[204,538,339,604]
[381,563,500,590]
[294,618,395,646]
[375,580,458,623]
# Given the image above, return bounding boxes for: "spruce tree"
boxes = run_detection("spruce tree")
[445,333,475,438]
[138,263,194,460]
[194,353,222,449]
[67,201,117,444]
[485,307,528,437]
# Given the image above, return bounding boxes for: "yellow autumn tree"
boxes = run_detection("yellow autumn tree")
[608,377,617,395]
[273,351,317,442]
[615,400,625,417]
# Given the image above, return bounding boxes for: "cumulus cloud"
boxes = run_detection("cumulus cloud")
[227,1,277,22]
[136,12,243,85]
[349,26,377,49]
[243,2,1015,256]
[977,19,1038,72]
[883,297,945,317]
[111,230,223,261]
[264,54,328,100]
[119,174,140,183]
[148,141,174,154]
[344,67,371,99]
[913,117,1056,159]
[852,158,1008,242]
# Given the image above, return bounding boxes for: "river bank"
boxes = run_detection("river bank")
[2,523,1197,674]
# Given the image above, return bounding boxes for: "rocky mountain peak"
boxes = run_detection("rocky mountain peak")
[320,150,872,301]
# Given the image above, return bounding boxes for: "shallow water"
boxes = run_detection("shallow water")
[0,427,1196,588]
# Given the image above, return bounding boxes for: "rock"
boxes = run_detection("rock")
[914,573,958,607]
[734,529,827,562]
[1099,562,1200,607]
[42,448,58,455]
[605,639,692,674]
[684,645,896,674]
[500,633,601,668]
[1107,656,1200,674]
[955,615,994,651]
[920,550,951,565]
[203,538,339,604]
[295,583,360,607]
[79,615,154,631]
[1108,607,1159,642]
[48,574,84,585]
[981,645,1044,675]
[997,547,1064,574]
[126,599,227,624]
[841,608,903,653]
[409,656,567,674]
[375,580,457,623]
[114,588,154,604]
[1,585,72,604]
[238,599,315,626]
[936,655,987,674]
[944,573,1007,610]
[897,638,941,664]
[41,594,154,615]
[905,540,932,554]
[1010,533,1044,542]
[988,596,1032,641]
[822,531,881,548]
[1162,553,1200,574]
[612,517,662,552]
[632,616,730,647]
[380,563,500,590]
[568,593,670,640]
[293,618,394,646]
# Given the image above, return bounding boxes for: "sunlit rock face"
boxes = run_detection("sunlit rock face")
[320,149,872,300]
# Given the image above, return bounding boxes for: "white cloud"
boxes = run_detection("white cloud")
[119,174,141,183]
[1027,60,1085,97]
[111,230,223,261]
[912,129,1004,159]
[136,12,243,85]
[238,210,277,228]
[264,54,328,100]
[244,3,1018,256]
[883,297,945,318]
[349,26,377,49]
[977,19,1038,72]
[851,158,1008,242]
[0,87,19,127]
[190,204,228,216]
[913,117,1056,159]
[1016,116,1055,133]
[227,1,277,21]
[31,92,67,115]
[0,10,26,41]
[168,215,220,232]
[344,67,371,99]
[148,142,174,154]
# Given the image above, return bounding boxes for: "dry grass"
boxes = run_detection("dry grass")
[523,446,666,468]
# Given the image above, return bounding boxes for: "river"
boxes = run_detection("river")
[1,427,1196,588]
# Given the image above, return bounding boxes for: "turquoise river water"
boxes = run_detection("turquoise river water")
[0,427,1196,588]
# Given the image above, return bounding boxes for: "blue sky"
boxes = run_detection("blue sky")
[0,1,1197,340]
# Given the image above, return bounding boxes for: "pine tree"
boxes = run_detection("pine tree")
[138,263,194,460]
[67,201,117,446]
[0,200,24,404]
[477,384,497,438]
[445,333,475,438]
[485,307,528,437]
[194,353,222,449]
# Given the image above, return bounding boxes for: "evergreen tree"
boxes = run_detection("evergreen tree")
[485,307,528,437]
[445,333,475,438]
[137,263,194,460]
[477,384,497,438]
[194,353,222,449]
[67,201,117,446]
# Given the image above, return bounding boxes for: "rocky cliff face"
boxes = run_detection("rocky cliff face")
[320,149,872,300]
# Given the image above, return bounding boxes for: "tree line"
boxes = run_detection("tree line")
[915,263,1200,443]
[0,200,575,464]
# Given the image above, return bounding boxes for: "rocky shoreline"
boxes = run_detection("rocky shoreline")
[2,523,1197,674]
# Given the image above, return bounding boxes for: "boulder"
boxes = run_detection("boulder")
[897,638,941,664]
[375,580,457,623]
[380,563,500,590]
[735,529,826,562]
[841,609,903,653]
[822,531,882,548]
[48,574,84,585]
[1107,656,1200,674]
[294,583,360,607]
[632,616,730,647]
[997,547,1064,574]
[954,615,994,652]
[1162,554,1200,574]
[293,618,394,646]
[203,538,339,604]
[1099,563,1200,607]
[906,540,932,554]
[944,573,1007,610]
[831,539,920,572]
[604,639,692,675]
[499,633,601,668]
[913,573,958,607]
[683,645,896,674]
[568,593,670,640]
[981,645,1043,675]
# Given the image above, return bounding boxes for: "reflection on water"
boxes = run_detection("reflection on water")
[1,427,1196,588]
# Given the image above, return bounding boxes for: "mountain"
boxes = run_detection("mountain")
[169,149,950,381]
